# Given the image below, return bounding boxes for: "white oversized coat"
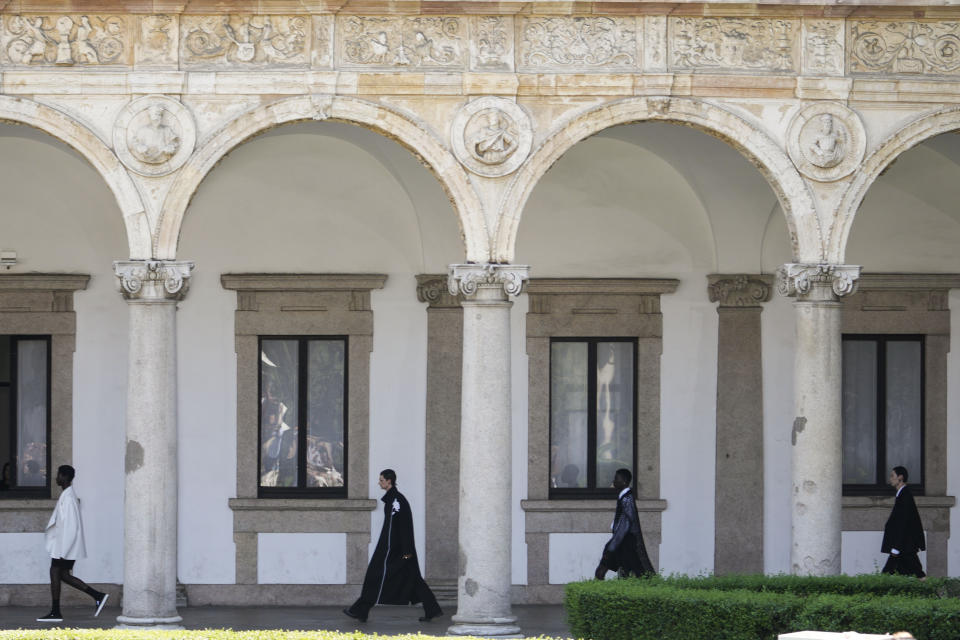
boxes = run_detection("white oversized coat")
[45,485,87,560]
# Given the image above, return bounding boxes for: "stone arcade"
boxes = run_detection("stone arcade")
[0,1,959,635]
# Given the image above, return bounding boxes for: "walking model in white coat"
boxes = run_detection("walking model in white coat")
[37,465,109,622]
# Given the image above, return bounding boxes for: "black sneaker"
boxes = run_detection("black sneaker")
[94,592,109,617]
[36,611,63,622]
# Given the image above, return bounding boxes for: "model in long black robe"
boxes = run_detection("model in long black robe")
[345,486,442,620]
[598,487,655,577]
[880,484,926,578]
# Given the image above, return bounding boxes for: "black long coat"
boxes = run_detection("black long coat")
[359,487,428,605]
[881,485,926,554]
[603,488,655,576]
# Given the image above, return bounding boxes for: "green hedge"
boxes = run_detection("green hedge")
[565,578,960,640]
[647,573,960,598]
[0,633,546,640]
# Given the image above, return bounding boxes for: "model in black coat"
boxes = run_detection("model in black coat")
[880,466,926,578]
[344,470,442,622]
[595,468,655,579]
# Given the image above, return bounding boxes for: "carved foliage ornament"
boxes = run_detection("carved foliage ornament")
[850,20,960,75]
[448,264,530,298]
[669,17,797,73]
[776,264,861,299]
[113,95,197,177]
[181,15,309,67]
[339,16,464,69]
[2,14,127,66]
[802,19,844,76]
[707,275,773,307]
[114,260,195,301]
[787,102,865,182]
[471,16,512,71]
[519,16,638,70]
[451,97,532,178]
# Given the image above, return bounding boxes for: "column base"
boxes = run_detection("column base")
[448,615,522,637]
[115,614,184,629]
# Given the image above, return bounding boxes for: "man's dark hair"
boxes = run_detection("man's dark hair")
[380,468,397,487]
[615,468,632,484]
[58,464,75,481]
[893,466,909,483]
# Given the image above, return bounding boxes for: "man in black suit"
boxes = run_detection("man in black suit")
[881,465,926,578]
[594,468,655,579]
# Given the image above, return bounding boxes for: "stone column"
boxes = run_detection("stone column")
[707,274,773,575]
[446,264,528,638]
[777,263,860,576]
[416,275,463,591]
[114,260,194,628]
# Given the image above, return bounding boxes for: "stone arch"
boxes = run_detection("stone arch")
[495,97,821,264]
[832,105,960,263]
[0,95,151,259]
[159,95,487,262]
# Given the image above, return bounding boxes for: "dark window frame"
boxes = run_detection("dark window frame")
[842,334,925,496]
[549,337,638,500]
[257,335,348,499]
[1,334,52,499]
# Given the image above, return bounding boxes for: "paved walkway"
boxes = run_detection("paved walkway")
[1,604,572,637]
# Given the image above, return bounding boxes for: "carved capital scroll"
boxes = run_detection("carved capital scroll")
[776,263,861,299]
[447,263,530,299]
[707,274,774,307]
[114,260,195,302]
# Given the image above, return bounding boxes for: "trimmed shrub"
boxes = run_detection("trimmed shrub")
[649,573,953,598]
[792,593,960,640]
[0,632,540,640]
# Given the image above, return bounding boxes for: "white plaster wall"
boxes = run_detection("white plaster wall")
[176,121,462,583]
[257,533,347,584]
[0,125,128,584]
[548,533,610,584]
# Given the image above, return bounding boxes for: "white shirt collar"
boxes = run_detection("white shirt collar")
[896,485,905,497]
[618,487,630,499]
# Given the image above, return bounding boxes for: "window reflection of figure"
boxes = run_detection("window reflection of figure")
[260,398,297,487]
[307,437,343,487]
[596,343,617,455]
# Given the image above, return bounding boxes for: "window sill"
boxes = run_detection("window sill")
[842,495,955,509]
[228,498,377,512]
[521,498,667,513]
[0,498,57,533]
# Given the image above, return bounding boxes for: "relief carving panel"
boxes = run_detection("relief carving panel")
[803,19,844,75]
[113,95,196,177]
[312,15,334,68]
[644,16,668,72]
[786,102,865,182]
[451,97,532,178]
[1,15,129,66]
[181,15,310,68]
[337,16,465,69]
[470,16,513,71]
[518,16,639,71]
[848,20,960,75]
[136,15,177,66]
[669,17,797,73]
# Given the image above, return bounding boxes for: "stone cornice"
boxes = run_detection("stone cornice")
[856,273,960,291]
[0,273,89,291]
[416,273,461,308]
[707,274,773,307]
[527,278,679,296]
[220,273,387,291]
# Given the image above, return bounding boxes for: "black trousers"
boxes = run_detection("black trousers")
[347,577,442,618]
[881,552,926,578]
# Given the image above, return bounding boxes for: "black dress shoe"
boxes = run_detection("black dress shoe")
[342,607,367,622]
[419,611,442,622]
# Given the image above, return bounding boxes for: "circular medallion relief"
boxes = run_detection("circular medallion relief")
[451,97,532,177]
[787,102,865,182]
[113,95,196,177]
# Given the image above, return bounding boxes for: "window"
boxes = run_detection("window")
[550,338,636,498]
[0,335,51,497]
[842,335,924,494]
[259,336,347,497]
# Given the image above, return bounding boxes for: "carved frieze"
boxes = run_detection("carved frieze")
[707,275,774,308]
[803,19,844,75]
[470,16,513,71]
[312,15,334,68]
[136,15,177,67]
[669,17,797,73]
[181,15,310,68]
[849,20,960,75]
[644,16,668,72]
[1,15,128,66]
[113,95,196,177]
[518,16,639,71]
[776,264,861,299]
[787,102,865,182]
[338,16,465,69]
[451,96,532,178]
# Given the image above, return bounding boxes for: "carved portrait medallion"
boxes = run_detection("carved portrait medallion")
[787,102,865,182]
[113,95,196,177]
[451,97,532,177]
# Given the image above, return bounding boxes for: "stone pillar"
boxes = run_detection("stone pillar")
[114,260,194,628]
[707,274,773,575]
[777,263,860,576]
[416,275,463,589]
[446,264,528,638]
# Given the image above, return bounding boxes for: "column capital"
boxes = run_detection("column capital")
[776,263,861,299]
[447,263,530,299]
[416,274,462,308]
[707,274,774,308]
[114,260,195,302]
